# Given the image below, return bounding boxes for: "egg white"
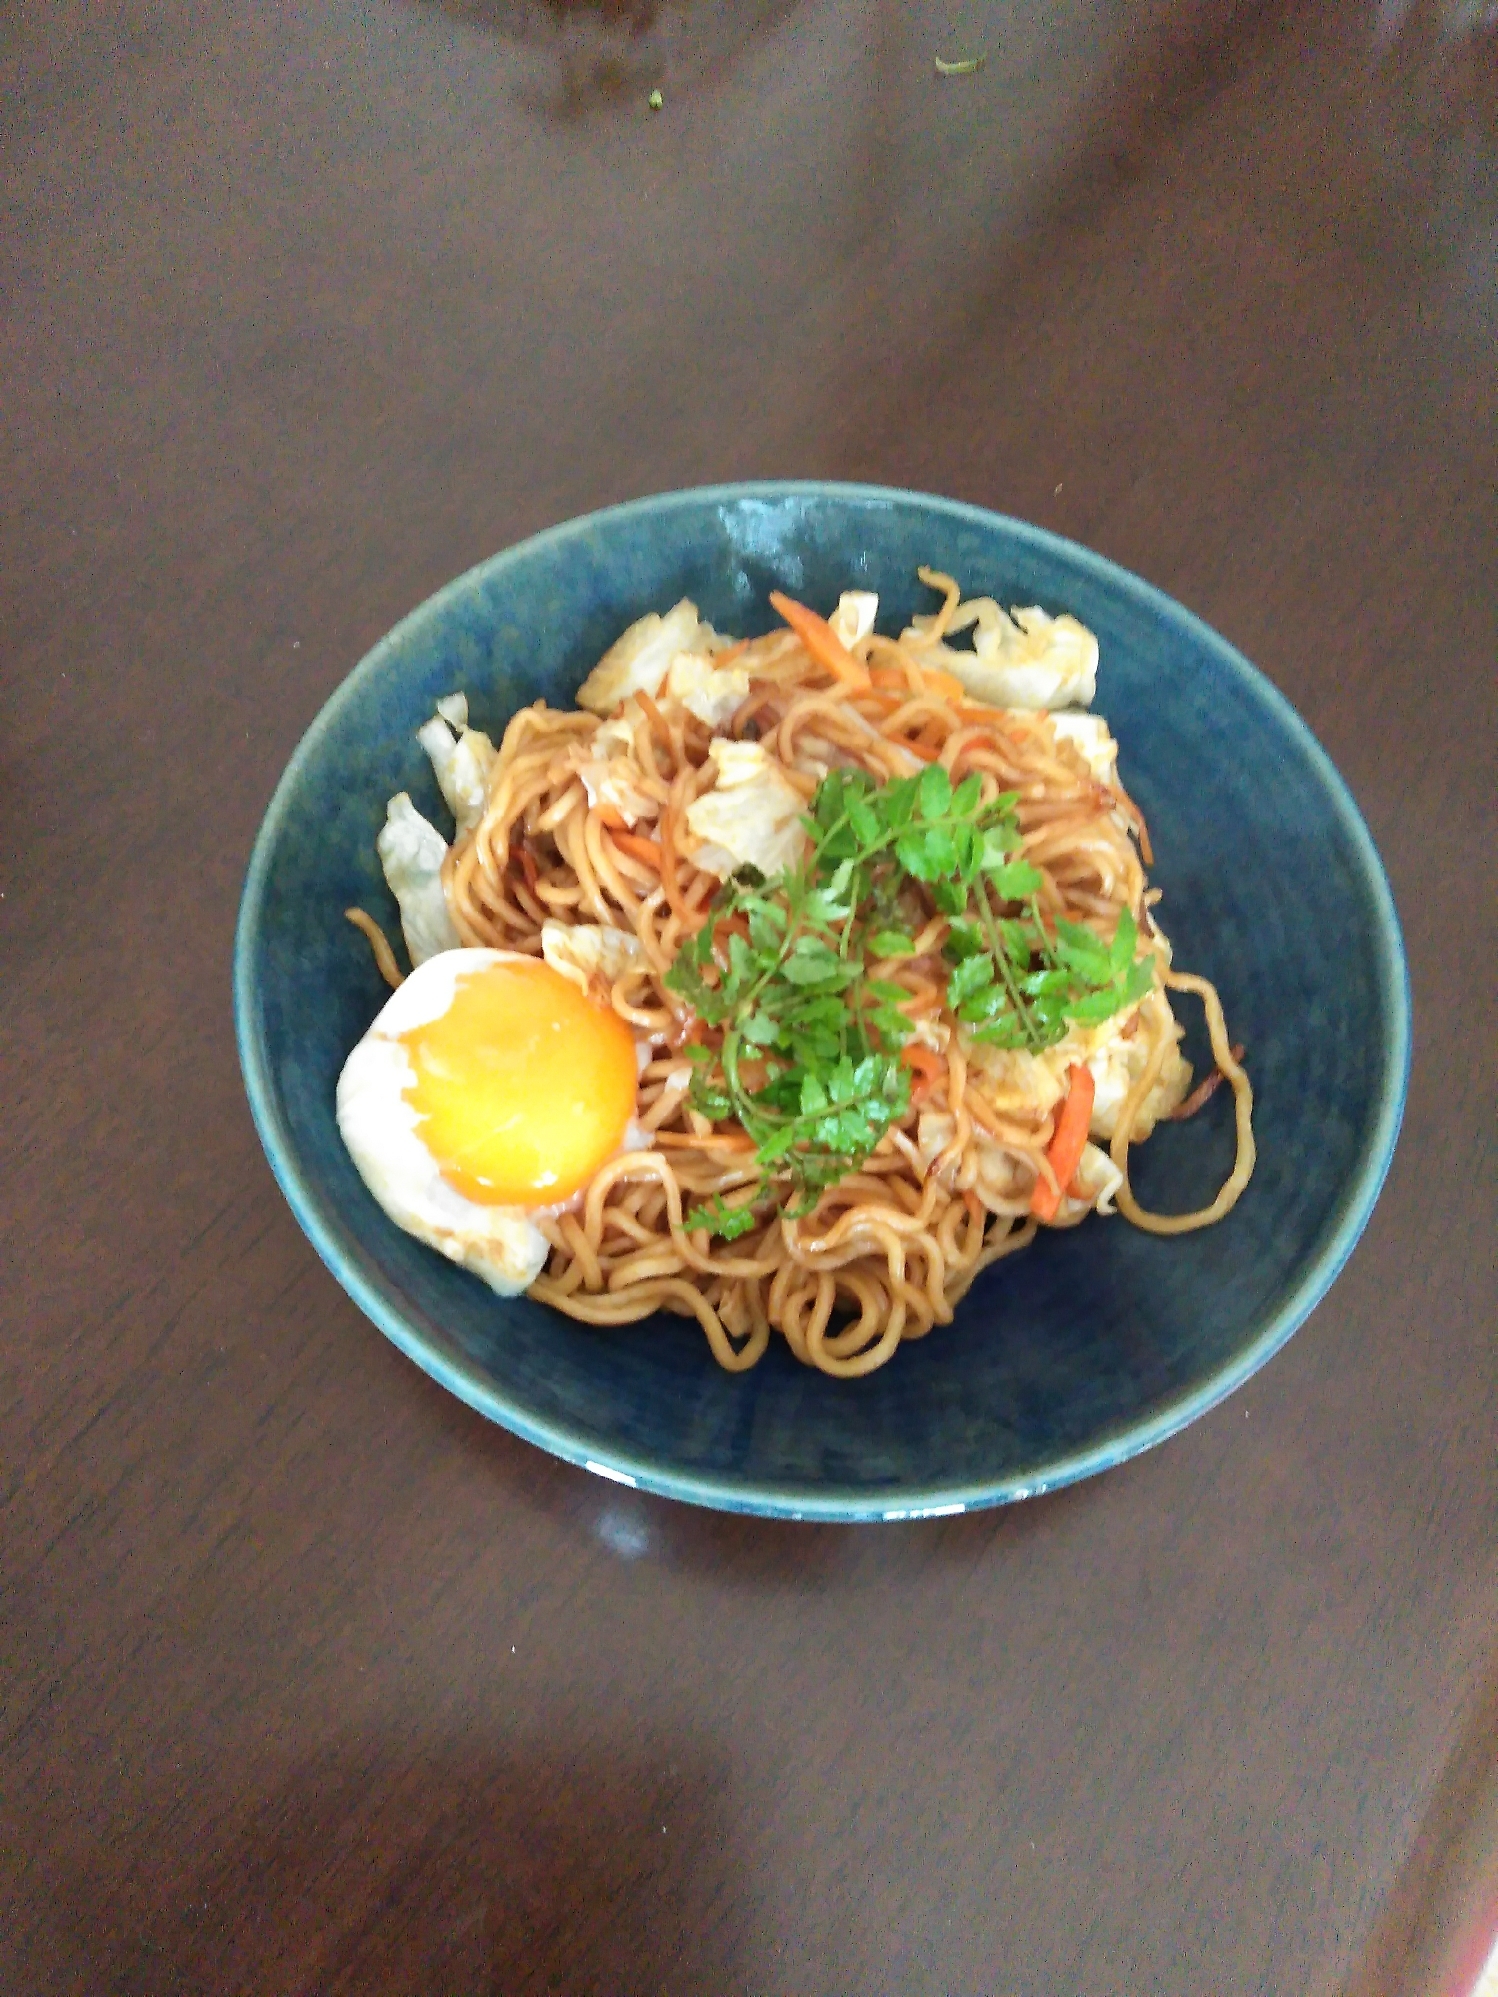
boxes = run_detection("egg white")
[336,947,652,1296]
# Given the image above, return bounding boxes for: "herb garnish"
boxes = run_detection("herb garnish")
[665,764,1154,1234]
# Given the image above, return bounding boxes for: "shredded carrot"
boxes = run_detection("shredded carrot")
[712,639,750,670]
[1030,1064,1096,1221]
[901,1043,946,1106]
[769,591,871,689]
[612,830,663,868]
[917,662,969,702]
[596,805,628,831]
[976,706,1036,734]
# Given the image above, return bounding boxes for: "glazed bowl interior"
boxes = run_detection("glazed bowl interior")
[234,483,1409,1519]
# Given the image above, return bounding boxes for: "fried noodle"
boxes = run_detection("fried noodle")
[422,584,1254,1377]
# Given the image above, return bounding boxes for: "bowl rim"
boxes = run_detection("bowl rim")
[234,479,1412,1521]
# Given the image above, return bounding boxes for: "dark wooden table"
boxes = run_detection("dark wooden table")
[6,1,1495,1989]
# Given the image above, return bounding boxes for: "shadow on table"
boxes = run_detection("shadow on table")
[21,1734,751,1995]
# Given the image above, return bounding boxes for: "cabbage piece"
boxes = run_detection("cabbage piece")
[828,591,878,647]
[377,794,461,968]
[1085,1029,1192,1142]
[662,651,750,728]
[1076,928,1190,1138]
[903,599,1098,710]
[1048,711,1118,786]
[576,599,728,715]
[915,1109,957,1175]
[683,739,810,879]
[1066,1142,1124,1217]
[417,699,496,839]
[914,1110,1037,1209]
[569,711,660,826]
[917,1110,1121,1217]
[541,919,647,996]
[959,1045,1068,1120]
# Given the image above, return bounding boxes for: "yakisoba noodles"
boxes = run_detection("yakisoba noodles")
[340,570,1254,1378]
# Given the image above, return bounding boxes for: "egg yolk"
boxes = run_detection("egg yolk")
[401,959,638,1207]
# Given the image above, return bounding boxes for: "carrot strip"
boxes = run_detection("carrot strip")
[769,591,871,689]
[917,662,969,701]
[612,831,663,867]
[901,1043,946,1106]
[976,707,1037,735]
[1031,1064,1096,1221]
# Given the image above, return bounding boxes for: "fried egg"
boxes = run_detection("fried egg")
[336,948,651,1295]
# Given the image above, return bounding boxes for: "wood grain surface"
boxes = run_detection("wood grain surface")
[3,0,1495,1990]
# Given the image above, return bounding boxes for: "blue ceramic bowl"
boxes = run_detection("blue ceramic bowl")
[234,483,1409,1520]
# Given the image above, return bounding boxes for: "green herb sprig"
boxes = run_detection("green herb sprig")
[664,762,1154,1234]
[681,1194,757,1240]
[946,902,1156,1051]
